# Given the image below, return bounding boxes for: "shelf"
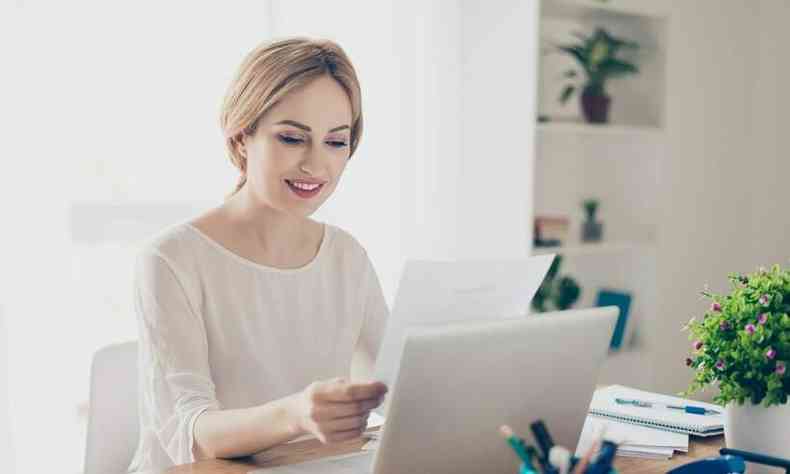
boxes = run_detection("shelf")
[537,121,665,139]
[531,241,655,257]
[541,0,669,21]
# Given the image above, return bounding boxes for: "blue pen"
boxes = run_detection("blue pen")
[615,398,721,415]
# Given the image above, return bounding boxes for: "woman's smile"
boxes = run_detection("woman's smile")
[284,178,326,199]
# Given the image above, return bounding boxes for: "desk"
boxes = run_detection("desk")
[141,430,724,474]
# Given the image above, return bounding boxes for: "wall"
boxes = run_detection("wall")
[460,0,538,258]
[652,0,789,396]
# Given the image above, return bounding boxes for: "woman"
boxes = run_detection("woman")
[128,37,389,472]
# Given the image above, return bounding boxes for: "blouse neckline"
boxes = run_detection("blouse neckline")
[183,222,332,274]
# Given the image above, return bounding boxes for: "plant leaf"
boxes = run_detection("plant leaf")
[598,58,639,77]
[558,46,590,74]
[559,85,575,104]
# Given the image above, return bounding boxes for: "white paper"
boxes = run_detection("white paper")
[575,415,688,460]
[285,412,385,444]
[373,256,554,388]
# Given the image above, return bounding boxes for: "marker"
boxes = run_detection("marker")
[587,440,618,474]
[530,420,559,474]
[499,425,538,474]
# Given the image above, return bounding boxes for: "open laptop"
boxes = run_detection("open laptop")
[262,306,618,474]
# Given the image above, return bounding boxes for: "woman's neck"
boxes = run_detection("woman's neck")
[198,187,323,269]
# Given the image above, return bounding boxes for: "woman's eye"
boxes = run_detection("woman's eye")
[278,134,304,145]
[326,140,348,148]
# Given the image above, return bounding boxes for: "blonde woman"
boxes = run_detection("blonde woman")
[128,38,389,472]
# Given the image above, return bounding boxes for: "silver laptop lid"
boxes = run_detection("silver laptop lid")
[373,307,618,474]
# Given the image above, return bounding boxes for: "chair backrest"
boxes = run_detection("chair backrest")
[84,342,138,474]
[0,307,15,473]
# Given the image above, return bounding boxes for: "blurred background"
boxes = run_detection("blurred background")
[1,0,788,472]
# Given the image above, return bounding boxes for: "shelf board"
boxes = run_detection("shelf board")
[541,0,669,21]
[537,121,665,139]
[531,241,655,257]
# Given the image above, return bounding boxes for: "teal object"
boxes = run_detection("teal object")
[595,290,631,349]
[519,461,538,474]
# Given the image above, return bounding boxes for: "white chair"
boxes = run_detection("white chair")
[84,342,138,474]
[0,306,15,473]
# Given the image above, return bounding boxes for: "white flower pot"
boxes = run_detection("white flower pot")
[725,402,790,473]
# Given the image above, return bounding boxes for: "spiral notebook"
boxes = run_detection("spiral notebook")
[588,385,724,437]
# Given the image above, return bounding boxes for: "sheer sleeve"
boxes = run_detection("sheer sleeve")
[134,249,221,465]
[352,252,389,380]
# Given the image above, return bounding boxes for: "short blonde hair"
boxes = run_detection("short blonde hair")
[220,37,364,195]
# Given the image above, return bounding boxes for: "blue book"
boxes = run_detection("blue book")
[595,290,632,350]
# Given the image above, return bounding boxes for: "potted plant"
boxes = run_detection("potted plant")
[683,264,790,466]
[532,256,581,313]
[556,27,639,124]
[581,198,603,242]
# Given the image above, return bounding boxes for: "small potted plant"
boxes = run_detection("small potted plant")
[581,198,602,242]
[683,264,789,465]
[556,27,639,124]
[532,256,581,313]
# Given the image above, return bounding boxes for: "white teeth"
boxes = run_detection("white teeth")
[289,180,321,191]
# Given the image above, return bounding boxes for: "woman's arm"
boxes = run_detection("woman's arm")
[194,378,387,460]
[192,394,300,460]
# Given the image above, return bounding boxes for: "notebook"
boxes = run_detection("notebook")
[575,415,688,460]
[588,385,724,437]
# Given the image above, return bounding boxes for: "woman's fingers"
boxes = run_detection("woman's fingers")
[312,398,381,420]
[317,380,388,403]
[324,426,366,443]
[323,413,369,433]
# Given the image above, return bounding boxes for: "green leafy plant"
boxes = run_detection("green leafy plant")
[557,27,639,104]
[683,264,790,407]
[532,256,581,312]
[583,198,599,221]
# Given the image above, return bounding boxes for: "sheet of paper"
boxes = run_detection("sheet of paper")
[285,412,385,444]
[373,256,554,389]
[575,415,688,459]
[250,451,375,474]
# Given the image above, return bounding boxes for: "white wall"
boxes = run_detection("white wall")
[460,0,538,258]
[652,0,790,396]
[747,0,790,267]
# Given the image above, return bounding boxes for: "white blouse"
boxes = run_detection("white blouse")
[127,222,389,472]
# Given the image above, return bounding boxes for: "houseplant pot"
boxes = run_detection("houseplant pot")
[581,88,611,124]
[725,402,790,472]
[684,265,790,473]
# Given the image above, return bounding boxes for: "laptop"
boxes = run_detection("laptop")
[261,306,618,474]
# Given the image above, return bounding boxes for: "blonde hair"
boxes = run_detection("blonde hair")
[220,37,364,196]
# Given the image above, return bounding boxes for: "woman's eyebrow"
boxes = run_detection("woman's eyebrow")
[274,120,349,133]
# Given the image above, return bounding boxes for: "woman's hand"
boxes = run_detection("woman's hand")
[290,377,388,444]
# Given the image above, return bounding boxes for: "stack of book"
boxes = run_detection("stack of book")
[576,385,724,460]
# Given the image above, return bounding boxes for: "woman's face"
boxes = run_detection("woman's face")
[240,75,353,217]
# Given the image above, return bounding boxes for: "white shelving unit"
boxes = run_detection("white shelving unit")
[531,241,654,258]
[533,0,669,389]
[537,121,665,139]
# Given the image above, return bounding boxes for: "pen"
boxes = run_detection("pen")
[499,425,538,474]
[615,397,721,415]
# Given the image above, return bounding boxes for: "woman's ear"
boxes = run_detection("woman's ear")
[233,134,247,159]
